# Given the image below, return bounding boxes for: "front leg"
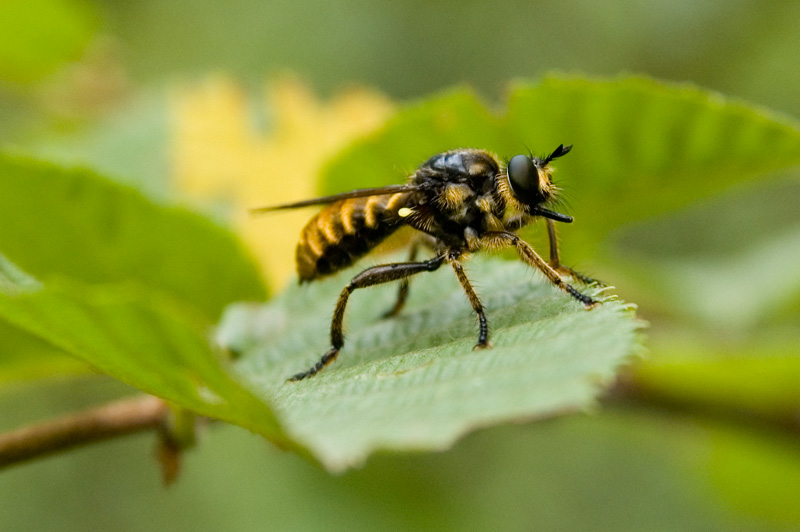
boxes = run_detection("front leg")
[289,254,446,381]
[505,216,601,285]
[480,231,598,309]
[545,219,602,286]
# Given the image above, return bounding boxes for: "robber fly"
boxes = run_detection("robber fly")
[251,144,599,381]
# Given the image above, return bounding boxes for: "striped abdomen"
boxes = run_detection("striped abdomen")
[296,192,411,282]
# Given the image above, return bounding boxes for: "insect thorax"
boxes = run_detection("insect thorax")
[409,149,507,247]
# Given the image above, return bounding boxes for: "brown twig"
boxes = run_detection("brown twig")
[0,395,169,470]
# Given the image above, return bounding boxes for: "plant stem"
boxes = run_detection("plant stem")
[608,373,800,436]
[0,395,168,470]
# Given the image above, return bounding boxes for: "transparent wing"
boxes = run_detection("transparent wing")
[249,184,421,214]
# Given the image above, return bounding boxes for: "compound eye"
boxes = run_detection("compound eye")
[507,155,538,201]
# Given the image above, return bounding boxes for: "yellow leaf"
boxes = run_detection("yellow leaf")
[170,76,394,290]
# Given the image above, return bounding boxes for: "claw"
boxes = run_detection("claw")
[553,265,603,286]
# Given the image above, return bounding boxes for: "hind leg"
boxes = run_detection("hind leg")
[380,241,420,318]
[289,254,446,381]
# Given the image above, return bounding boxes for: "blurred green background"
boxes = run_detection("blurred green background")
[2,1,800,531]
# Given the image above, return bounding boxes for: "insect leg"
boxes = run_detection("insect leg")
[482,231,597,308]
[546,218,561,268]
[289,254,447,381]
[545,219,602,286]
[449,253,490,349]
[381,241,420,318]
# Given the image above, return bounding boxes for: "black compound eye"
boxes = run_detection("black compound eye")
[507,155,539,201]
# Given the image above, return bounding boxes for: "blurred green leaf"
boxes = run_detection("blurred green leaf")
[705,423,800,530]
[611,176,800,328]
[617,223,800,328]
[0,252,86,381]
[0,252,41,295]
[0,153,266,321]
[0,154,266,385]
[22,91,173,198]
[321,88,506,195]
[629,343,800,422]
[507,77,800,250]
[0,0,97,84]
[322,88,505,188]
[221,257,642,470]
[622,339,800,529]
[0,319,88,384]
[322,75,800,261]
[0,277,294,448]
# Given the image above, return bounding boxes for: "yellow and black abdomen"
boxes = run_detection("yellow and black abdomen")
[296,192,411,282]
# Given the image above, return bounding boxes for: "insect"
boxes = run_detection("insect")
[251,144,599,381]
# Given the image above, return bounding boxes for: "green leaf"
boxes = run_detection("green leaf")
[321,75,800,262]
[321,89,506,188]
[507,76,800,250]
[629,342,800,422]
[0,154,266,384]
[618,222,800,328]
[21,91,173,199]
[0,320,88,383]
[705,423,800,529]
[0,278,294,449]
[611,176,800,328]
[0,252,87,381]
[0,0,97,84]
[0,253,41,295]
[321,88,506,195]
[220,256,642,470]
[0,153,266,320]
